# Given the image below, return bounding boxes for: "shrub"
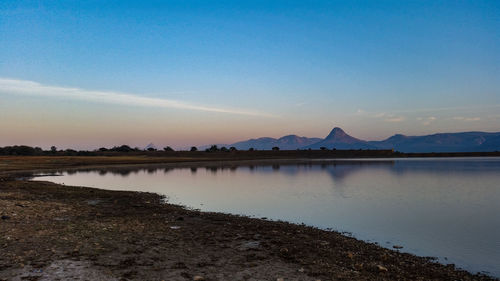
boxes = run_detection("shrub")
[207,145,219,152]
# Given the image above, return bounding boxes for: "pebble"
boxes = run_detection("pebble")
[193,276,204,281]
[377,265,388,272]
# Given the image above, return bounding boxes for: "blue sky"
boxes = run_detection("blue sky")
[0,0,499,149]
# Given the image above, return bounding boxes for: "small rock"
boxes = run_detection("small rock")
[170,226,181,230]
[377,265,388,272]
[298,267,305,273]
[1,215,10,220]
[193,276,204,281]
[393,245,403,249]
[277,278,285,281]
[239,241,260,251]
[354,263,364,270]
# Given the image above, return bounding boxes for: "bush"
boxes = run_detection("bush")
[207,145,219,152]
[0,145,41,155]
[113,145,133,152]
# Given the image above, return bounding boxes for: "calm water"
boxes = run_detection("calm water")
[35,158,500,277]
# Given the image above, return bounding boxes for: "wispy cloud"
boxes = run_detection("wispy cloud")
[0,78,276,117]
[390,105,500,114]
[384,116,405,122]
[370,112,405,122]
[452,116,481,121]
[417,116,437,126]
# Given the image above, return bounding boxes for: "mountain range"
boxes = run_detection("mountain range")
[217,127,500,153]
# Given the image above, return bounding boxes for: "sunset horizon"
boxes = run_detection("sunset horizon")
[1,1,498,150]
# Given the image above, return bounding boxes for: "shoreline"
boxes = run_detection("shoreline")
[0,157,498,280]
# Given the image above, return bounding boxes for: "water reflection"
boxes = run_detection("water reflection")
[55,160,396,178]
[36,158,500,277]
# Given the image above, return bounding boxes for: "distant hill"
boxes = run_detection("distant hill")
[206,127,500,152]
[144,143,158,150]
[230,135,322,150]
[368,131,500,153]
[303,127,376,150]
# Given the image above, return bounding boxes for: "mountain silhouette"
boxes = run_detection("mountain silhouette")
[230,135,321,150]
[368,131,500,152]
[304,127,376,150]
[221,127,500,152]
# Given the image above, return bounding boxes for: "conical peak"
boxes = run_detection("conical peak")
[326,127,347,138]
[332,127,345,133]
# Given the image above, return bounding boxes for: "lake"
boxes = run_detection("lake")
[34,157,500,277]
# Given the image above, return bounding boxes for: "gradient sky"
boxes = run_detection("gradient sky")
[1,0,499,149]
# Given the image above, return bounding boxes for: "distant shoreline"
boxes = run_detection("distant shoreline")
[1,152,500,180]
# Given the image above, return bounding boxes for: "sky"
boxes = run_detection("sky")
[0,0,499,149]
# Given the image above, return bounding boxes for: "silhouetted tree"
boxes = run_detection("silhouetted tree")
[229,147,237,152]
[113,145,132,152]
[34,147,43,153]
[320,147,327,151]
[248,147,255,151]
[65,149,77,155]
[163,146,174,152]
[190,146,198,152]
[272,146,280,151]
[98,147,108,152]
[147,147,157,151]
[50,146,57,153]
[207,145,219,152]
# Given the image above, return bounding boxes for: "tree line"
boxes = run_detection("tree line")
[0,144,346,156]
[0,144,249,156]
